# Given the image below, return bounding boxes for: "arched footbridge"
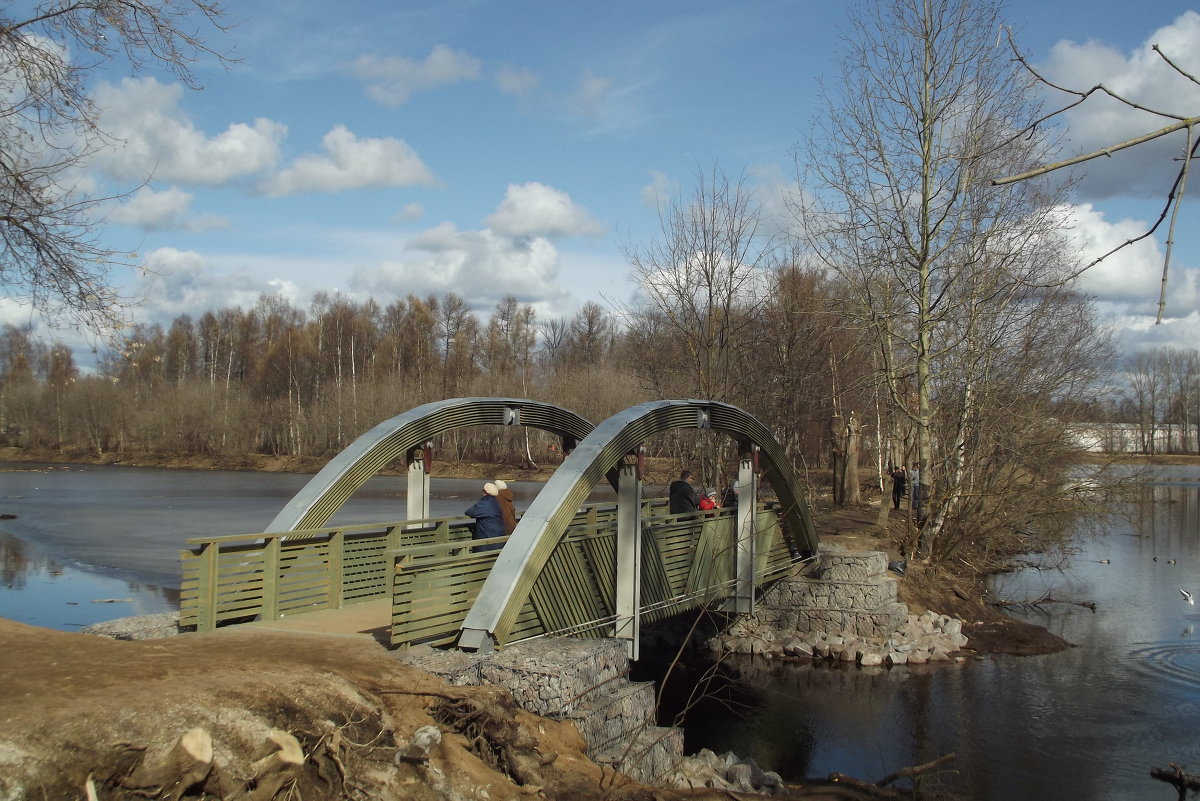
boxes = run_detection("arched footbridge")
[180,398,818,658]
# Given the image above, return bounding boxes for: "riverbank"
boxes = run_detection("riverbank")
[0,446,563,481]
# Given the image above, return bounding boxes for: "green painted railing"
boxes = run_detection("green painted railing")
[181,498,794,642]
[180,500,657,632]
[180,516,474,631]
[389,502,794,649]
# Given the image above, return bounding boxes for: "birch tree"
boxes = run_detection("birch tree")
[798,0,1103,559]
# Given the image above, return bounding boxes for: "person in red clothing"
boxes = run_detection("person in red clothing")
[698,490,719,512]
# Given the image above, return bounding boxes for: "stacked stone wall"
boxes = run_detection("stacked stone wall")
[714,545,969,666]
[401,638,682,785]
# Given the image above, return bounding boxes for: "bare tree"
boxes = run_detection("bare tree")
[622,163,778,483]
[622,164,775,402]
[0,1,231,334]
[797,0,1102,559]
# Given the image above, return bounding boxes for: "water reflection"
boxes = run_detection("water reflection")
[0,532,178,630]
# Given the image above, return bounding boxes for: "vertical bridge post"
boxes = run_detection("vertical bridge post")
[734,444,758,614]
[407,442,432,522]
[614,457,643,659]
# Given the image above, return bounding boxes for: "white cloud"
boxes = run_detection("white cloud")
[260,125,437,196]
[640,170,674,209]
[134,248,301,321]
[1058,203,1200,361]
[352,44,481,107]
[1070,203,1166,304]
[573,71,613,120]
[1040,12,1200,200]
[392,202,425,223]
[484,182,604,239]
[351,222,570,311]
[495,65,539,97]
[106,187,227,231]
[92,78,285,185]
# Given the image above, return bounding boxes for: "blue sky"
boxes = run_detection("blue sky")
[6,0,1200,365]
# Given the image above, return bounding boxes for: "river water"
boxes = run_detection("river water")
[1,461,1197,799]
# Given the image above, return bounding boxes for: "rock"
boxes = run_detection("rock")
[761,770,785,790]
[726,762,754,788]
[785,640,814,658]
[397,725,442,763]
[943,618,963,636]
[860,650,884,667]
[887,651,908,665]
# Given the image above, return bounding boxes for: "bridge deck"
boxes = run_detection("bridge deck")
[235,596,392,645]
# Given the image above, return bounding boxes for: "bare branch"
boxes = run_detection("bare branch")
[991,117,1200,185]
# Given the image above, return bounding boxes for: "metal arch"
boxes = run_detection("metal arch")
[265,397,595,533]
[459,399,819,650]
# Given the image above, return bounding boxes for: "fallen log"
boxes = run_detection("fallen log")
[1151,763,1200,800]
[875,752,956,787]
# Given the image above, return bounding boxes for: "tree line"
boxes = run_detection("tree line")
[0,273,855,482]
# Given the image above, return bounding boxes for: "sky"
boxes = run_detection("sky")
[5,0,1200,367]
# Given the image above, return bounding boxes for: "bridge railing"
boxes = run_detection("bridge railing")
[180,499,658,632]
[180,516,474,631]
[389,501,796,649]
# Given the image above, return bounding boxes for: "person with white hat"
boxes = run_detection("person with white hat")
[722,480,739,509]
[494,479,517,535]
[465,482,505,551]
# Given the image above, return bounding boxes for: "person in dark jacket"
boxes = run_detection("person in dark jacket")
[722,480,739,510]
[668,470,700,516]
[465,482,505,551]
[494,479,518,535]
[891,465,907,510]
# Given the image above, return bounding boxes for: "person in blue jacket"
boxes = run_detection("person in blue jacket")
[466,482,505,551]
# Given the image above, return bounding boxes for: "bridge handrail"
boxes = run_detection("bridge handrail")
[179,499,669,632]
[388,502,792,649]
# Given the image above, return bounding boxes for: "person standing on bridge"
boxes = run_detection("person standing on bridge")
[494,479,518,535]
[466,482,505,551]
[669,470,700,516]
[722,480,739,510]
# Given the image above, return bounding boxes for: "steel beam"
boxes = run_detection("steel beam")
[614,461,642,659]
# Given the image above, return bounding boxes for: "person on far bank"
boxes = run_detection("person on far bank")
[669,470,700,516]
[891,465,907,510]
[465,482,505,552]
[494,479,518,536]
[908,463,921,512]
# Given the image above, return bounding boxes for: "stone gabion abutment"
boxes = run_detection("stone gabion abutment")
[400,638,683,785]
[712,545,969,666]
